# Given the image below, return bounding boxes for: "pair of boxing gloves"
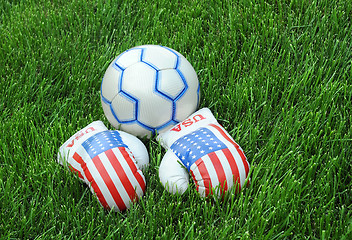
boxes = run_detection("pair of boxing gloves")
[57,108,250,212]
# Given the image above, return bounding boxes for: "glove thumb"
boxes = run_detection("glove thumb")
[159,150,189,195]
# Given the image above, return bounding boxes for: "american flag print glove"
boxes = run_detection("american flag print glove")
[157,108,250,198]
[58,121,149,211]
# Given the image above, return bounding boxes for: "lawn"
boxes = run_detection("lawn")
[1,0,351,239]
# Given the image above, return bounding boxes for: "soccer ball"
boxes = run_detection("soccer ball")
[101,45,200,138]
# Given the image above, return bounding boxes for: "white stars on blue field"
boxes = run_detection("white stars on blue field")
[170,127,226,171]
[82,131,127,159]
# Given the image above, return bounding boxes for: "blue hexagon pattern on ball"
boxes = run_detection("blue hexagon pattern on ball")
[101,45,200,138]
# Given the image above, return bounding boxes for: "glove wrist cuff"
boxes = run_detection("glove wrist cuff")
[57,121,107,165]
[157,108,218,148]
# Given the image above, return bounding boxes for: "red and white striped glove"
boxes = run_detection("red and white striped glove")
[157,108,250,198]
[57,121,149,212]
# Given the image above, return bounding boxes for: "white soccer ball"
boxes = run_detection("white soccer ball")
[101,45,200,138]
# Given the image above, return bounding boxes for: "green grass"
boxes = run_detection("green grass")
[1,0,351,239]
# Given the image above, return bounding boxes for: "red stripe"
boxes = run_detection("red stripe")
[106,149,139,202]
[68,163,84,179]
[208,152,228,194]
[92,155,127,211]
[72,152,85,165]
[195,158,212,196]
[238,149,249,176]
[209,123,250,175]
[119,147,146,193]
[73,152,109,209]
[190,169,199,192]
[222,148,241,192]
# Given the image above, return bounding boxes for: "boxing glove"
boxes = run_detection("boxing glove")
[158,108,250,198]
[57,121,149,212]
